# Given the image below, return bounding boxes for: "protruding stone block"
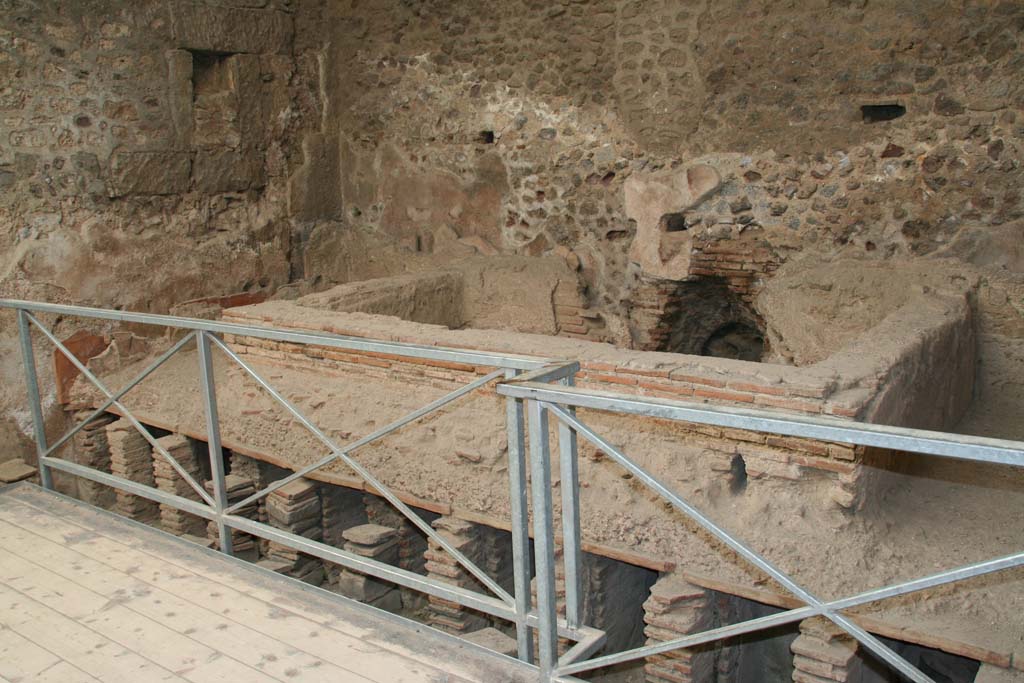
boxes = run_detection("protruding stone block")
[625,165,721,280]
[169,2,294,55]
[0,459,36,483]
[108,151,190,197]
[192,148,265,193]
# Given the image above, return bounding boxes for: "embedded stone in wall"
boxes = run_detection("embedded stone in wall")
[288,133,343,221]
[626,165,721,280]
[169,2,294,55]
[165,50,193,150]
[107,151,190,197]
[193,148,265,193]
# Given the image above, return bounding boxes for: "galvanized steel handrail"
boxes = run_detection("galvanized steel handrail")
[7,298,1024,683]
[0,299,550,370]
[5,299,601,678]
[498,373,1024,683]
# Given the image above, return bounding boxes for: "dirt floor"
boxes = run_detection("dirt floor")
[65,345,1024,668]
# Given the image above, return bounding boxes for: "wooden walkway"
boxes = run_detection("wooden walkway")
[0,483,536,683]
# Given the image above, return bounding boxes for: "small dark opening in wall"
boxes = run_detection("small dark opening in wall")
[701,321,765,362]
[660,212,688,233]
[730,454,748,494]
[861,103,906,123]
[478,130,495,144]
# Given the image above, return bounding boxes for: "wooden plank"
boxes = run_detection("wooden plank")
[0,532,250,681]
[0,584,182,683]
[0,519,372,683]
[35,661,102,683]
[1,490,516,682]
[175,654,282,683]
[0,500,476,683]
[0,625,63,681]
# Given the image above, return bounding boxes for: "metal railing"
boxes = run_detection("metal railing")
[3,298,1024,683]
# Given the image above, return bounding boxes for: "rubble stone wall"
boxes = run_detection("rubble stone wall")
[0,0,322,460]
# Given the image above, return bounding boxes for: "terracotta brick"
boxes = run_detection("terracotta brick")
[718,427,765,443]
[735,442,791,464]
[727,381,787,396]
[559,322,589,335]
[766,436,830,457]
[638,380,695,396]
[668,372,727,388]
[825,404,861,418]
[793,655,838,679]
[589,372,639,386]
[828,444,858,461]
[618,366,674,379]
[791,455,856,474]
[754,395,823,413]
[792,671,837,683]
[694,388,756,403]
[353,355,392,369]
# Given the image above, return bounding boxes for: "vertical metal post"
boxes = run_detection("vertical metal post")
[197,331,233,555]
[557,378,583,629]
[528,399,558,678]
[505,370,535,663]
[17,310,53,490]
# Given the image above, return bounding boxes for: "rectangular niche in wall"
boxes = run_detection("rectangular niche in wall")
[190,51,241,149]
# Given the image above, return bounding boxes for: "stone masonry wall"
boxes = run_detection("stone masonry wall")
[308,0,1024,357]
[288,0,1024,451]
[0,0,321,466]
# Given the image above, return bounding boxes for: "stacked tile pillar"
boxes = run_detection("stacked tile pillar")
[365,494,429,610]
[321,484,368,585]
[152,434,206,536]
[424,516,489,634]
[791,617,866,683]
[230,453,270,555]
[105,419,158,522]
[263,478,324,585]
[643,573,717,683]
[335,524,402,612]
[70,411,117,507]
[205,474,258,559]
